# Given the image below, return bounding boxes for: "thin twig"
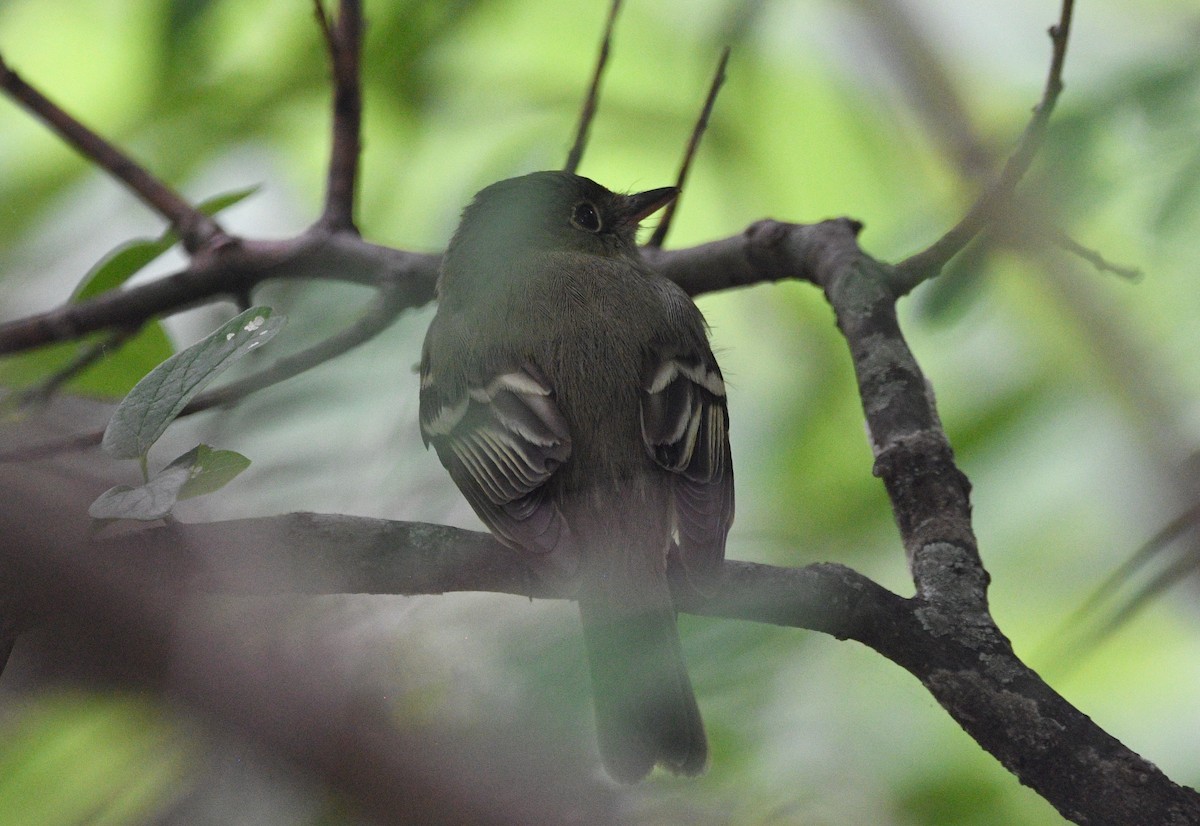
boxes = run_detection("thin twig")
[312,0,334,44]
[1054,232,1143,280]
[1058,543,1200,663]
[0,53,223,253]
[315,0,363,234]
[181,282,406,415]
[10,327,139,409]
[563,0,621,175]
[647,47,730,249]
[893,0,1075,292]
[0,283,411,463]
[849,0,994,182]
[1050,503,1200,658]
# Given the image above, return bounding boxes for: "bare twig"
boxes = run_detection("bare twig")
[0,281,415,463]
[1081,551,1200,649]
[1051,503,1200,661]
[0,53,224,253]
[314,0,364,234]
[312,0,334,43]
[849,0,994,182]
[181,281,407,415]
[8,328,139,410]
[893,0,1075,292]
[646,47,730,249]
[1054,231,1143,280]
[563,0,621,175]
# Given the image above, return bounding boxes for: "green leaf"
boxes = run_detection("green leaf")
[177,444,250,499]
[71,239,175,304]
[87,443,251,521]
[88,465,191,521]
[101,307,285,460]
[194,184,260,218]
[70,185,260,303]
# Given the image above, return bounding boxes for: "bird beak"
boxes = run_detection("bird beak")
[622,186,678,225]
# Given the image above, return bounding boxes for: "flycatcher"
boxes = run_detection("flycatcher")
[419,171,734,782]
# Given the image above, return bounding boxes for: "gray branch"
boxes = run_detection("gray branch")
[66,504,1200,823]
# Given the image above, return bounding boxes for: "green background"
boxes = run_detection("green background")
[3,0,1200,823]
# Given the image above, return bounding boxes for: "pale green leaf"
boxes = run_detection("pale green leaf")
[100,307,284,460]
[177,444,251,499]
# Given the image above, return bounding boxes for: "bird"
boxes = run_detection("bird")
[419,170,734,783]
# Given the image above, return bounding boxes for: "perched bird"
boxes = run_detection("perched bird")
[419,170,734,782]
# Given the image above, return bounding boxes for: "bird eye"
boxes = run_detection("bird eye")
[570,201,602,233]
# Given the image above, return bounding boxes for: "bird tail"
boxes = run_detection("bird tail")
[577,596,707,783]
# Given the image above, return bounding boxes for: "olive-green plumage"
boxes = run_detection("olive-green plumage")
[419,171,734,782]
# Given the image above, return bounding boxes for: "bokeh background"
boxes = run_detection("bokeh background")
[3,0,1200,823]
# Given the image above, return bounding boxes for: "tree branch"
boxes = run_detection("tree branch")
[563,0,621,175]
[180,279,411,416]
[4,3,1197,822]
[0,53,223,253]
[893,0,1075,291]
[0,234,440,356]
[8,327,138,410]
[0,481,618,825]
[36,509,1194,823]
[314,0,364,234]
[647,46,730,249]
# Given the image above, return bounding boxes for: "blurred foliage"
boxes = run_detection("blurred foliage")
[0,692,189,826]
[3,0,1200,823]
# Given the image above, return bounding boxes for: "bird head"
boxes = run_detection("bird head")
[444,171,677,270]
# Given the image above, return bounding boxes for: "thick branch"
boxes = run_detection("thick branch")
[0,217,864,359]
[0,232,439,355]
[3,210,1195,818]
[0,485,616,825]
[38,511,1197,824]
[3,4,1196,821]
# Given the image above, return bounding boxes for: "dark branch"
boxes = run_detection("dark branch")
[647,46,730,249]
[314,0,364,234]
[3,5,1195,821]
[563,0,621,175]
[0,234,440,356]
[0,53,223,253]
[16,508,1192,824]
[1,484,618,825]
[0,429,107,463]
[0,220,841,464]
[893,0,1075,292]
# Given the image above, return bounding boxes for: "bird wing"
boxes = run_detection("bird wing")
[640,354,734,576]
[420,361,573,555]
